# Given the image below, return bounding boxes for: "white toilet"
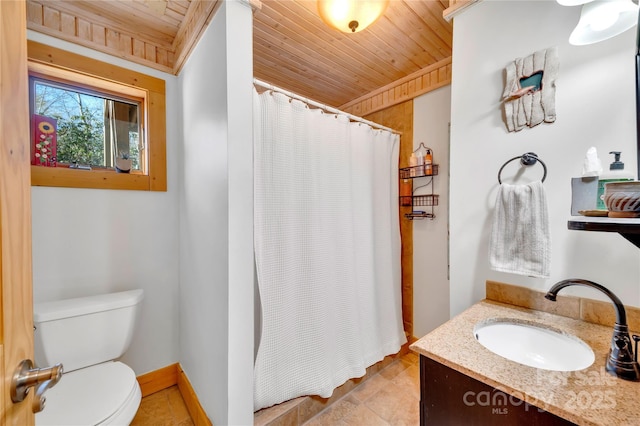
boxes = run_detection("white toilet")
[33,289,144,426]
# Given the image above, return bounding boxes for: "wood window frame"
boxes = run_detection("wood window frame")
[27,41,167,191]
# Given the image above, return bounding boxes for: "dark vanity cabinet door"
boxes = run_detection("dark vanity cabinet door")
[420,355,576,426]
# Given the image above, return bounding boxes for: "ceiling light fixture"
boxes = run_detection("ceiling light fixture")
[317,0,389,33]
[556,0,594,6]
[568,0,638,45]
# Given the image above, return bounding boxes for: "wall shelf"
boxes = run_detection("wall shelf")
[405,211,436,220]
[399,148,438,220]
[413,194,439,206]
[568,216,640,248]
[400,164,439,179]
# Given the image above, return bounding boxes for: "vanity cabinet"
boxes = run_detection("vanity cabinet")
[419,356,576,426]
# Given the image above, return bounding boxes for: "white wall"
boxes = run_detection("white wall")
[450,0,640,318]
[178,1,254,424]
[28,32,180,375]
[413,86,451,337]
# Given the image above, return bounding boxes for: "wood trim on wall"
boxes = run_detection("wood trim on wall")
[136,363,179,398]
[26,1,174,73]
[136,363,212,426]
[177,365,213,426]
[340,57,452,118]
[25,0,224,76]
[171,0,222,75]
[443,0,482,22]
[364,100,415,337]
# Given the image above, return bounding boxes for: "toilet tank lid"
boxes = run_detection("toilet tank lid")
[34,289,143,323]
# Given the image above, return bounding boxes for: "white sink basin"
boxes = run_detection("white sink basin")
[474,319,595,371]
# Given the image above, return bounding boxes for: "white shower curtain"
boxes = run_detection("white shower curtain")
[253,89,406,411]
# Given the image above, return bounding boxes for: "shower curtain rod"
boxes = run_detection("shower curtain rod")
[253,78,401,135]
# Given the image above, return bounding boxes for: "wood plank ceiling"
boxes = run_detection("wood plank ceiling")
[254,0,452,107]
[25,0,453,109]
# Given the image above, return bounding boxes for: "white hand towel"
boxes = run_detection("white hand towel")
[489,180,550,278]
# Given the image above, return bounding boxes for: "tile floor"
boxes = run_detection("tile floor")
[302,351,420,425]
[130,351,420,426]
[131,385,194,426]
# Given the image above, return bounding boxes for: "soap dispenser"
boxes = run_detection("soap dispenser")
[597,151,634,210]
[424,149,433,175]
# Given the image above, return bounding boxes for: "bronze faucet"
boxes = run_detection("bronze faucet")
[545,279,640,381]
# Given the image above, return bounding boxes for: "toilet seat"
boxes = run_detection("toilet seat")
[100,376,141,426]
[36,361,141,426]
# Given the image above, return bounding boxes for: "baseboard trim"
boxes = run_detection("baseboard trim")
[136,363,212,426]
[137,363,179,397]
[177,364,213,426]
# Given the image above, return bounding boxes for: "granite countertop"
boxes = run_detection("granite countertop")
[410,300,640,426]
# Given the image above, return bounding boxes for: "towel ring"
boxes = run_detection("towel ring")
[497,152,547,184]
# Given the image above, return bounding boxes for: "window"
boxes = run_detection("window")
[27,41,166,191]
[31,77,143,171]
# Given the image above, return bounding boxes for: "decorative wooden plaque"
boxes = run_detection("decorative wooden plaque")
[502,47,558,132]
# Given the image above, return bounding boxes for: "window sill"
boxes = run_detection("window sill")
[31,166,154,191]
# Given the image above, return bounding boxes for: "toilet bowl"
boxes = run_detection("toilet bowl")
[33,289,144,426]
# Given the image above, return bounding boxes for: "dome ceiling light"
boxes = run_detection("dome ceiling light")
[568,0,638,45]
[317,0,389,33]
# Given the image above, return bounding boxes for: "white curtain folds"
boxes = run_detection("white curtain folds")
[253,89,405,411]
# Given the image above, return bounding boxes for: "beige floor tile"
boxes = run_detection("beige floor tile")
[167,386,192,422]
[131,386,193,426]
[349,372,392,403]
[390,364,420,400]
[364,382,411,422]
[131,391,174,426]
[259,352,422,426]
[297,395,335,424]
[389,395,420,426]
[339,403,389,426]
[329,377,360,401]
[303,395,360,426]
[378,358,411,381]
[255,397,305,426]
[267,408,299,426]
[402,352,420,366]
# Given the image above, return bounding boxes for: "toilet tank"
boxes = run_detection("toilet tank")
[34,289,143,372]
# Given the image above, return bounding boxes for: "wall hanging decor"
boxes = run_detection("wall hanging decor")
[502,46,558,132]
[31,114,57,167]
